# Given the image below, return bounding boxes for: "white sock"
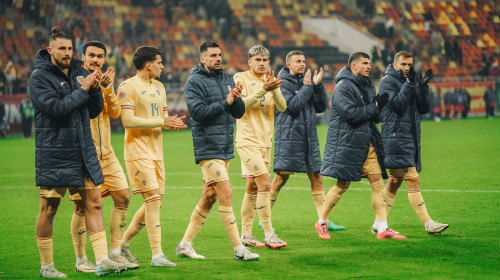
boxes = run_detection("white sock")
[374,221,388,233]
[41,263,55,269]
[424,220,433,227]
[318,217,326,224]
[96,256,110,264]
[76,255,88,263]
[109,248,120,256]
[234,244,245,252]
[179,241,191,247]
[152,254,163,260]
[121,241,129,247]
[265,232,274,239]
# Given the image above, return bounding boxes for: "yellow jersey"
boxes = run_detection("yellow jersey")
[90,86,121,160]
[117,75,168,161]
[233,71,286,147]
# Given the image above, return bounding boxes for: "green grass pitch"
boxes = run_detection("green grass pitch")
[0,118,499,279]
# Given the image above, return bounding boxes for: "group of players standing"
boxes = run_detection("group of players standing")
[29,26,449,278]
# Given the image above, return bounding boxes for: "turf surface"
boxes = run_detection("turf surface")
[0,118,499,279]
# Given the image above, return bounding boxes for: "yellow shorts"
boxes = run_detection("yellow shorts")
[389,167,419,180]
[71,156,129,200]
[40,175,99,199]
[237,146,271,178]
[200,159,230,187]
[125,159,165,195]
[361,143,382,175]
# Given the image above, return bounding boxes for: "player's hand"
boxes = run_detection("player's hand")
[407,66,416,83]
[303,69,312,85]
[262,70,283,91]
[313,67,323,85]
[81,71,99,92]
[164,115,187,130]
[374,93,389,110]
[100,67,115,88]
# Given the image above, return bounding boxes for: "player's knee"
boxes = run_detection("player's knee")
[113,193,131,208]
[336,181,350,194]
[367,173,382,183]
[73,201,85,214]
[406,177,421,190]
[85,196,103,212]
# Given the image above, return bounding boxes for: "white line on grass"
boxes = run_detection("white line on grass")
[3,185,500,193]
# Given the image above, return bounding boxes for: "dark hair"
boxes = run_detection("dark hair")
[133,46,162,70]
[199,42,220,55]
[82,40,107,56]
[48,26,71,43]
[348,52,370,67]
[393,51,413,63]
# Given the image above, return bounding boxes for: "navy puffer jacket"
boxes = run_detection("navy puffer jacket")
[379,64,431,172]
[273,67,327,173]
[184,63,245,164]
[321,67,387,181]
[29,49,104,187]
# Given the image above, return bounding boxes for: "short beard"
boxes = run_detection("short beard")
[54,57,71,70]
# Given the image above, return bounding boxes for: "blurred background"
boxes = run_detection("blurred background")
[0,0,498,135]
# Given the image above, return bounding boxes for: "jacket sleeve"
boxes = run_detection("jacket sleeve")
[312,82,328,113]
[283,84,313,116]
[87,87,104,119]
[334,83,379,128]
[184,76,230,123]
[415,84,431,114]
[229,98,245,119]
[381,79,415,115]
[29,72,90,119]
[103,86,121,118]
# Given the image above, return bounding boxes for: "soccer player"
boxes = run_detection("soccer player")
[319,52,405,240]
[233,45,287,249]
[271,50,345,231]
[69,40,137,273]
[177,41,259,261]
[29,26,128,278]
[117,46,187,267]
[379,51,449,234]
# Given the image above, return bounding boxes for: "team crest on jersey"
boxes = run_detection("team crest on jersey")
[215,170,220,177]
[119,92,126,99]
[156,89,161,96]
[140,90,146,95]
[76,76,84,85]
[141,179,147,186]
[253,164,259,171]
[251,83,256,86]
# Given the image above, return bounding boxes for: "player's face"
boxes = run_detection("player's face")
[147,55,164,79]
[47,38,73,70]
[287,55,306,75]
[248,54,270,77]
[82,46,106,72]
[201,47,222,71]
[393,56,413,78]
[351,57,371,77]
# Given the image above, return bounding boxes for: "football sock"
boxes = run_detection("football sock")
[71,210,86,258]
[371,179,387,222]
[318,217,327,224]
[109,206,127,250]
[122,204,145,245]
[219,205,242,248]
[270,188,279,209]
[384,188,397,215]
[408,190,431,224]
[182,204,210,243]
[256,189,273,234]
[144,194,162,255]
[240,191,257,236]
[88,230,108,262]
[311,189,325,218]
[76,255,88,263]
[320,182,349,220]
[374,220,389,233]
[37,237,53,266]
